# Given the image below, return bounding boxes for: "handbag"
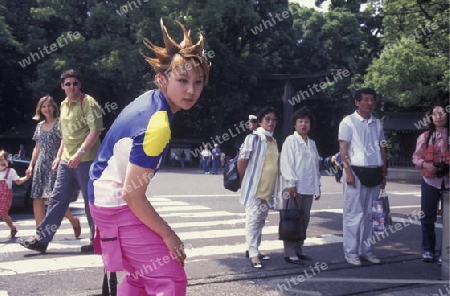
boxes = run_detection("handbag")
[223,156,239,192]
[351,166,383,187]
[278,198,306,241]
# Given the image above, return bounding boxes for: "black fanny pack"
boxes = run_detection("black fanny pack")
[351,166,383,187]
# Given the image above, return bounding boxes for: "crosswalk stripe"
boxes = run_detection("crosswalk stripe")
[0,235,343,276]
[0,193,435,278]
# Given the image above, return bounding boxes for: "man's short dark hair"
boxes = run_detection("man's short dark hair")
[257,107,279,123]
[354,88,377,102]
[60,69,81,83]
[291,106,314,126]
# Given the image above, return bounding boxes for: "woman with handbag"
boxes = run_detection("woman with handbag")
[279,107,321,264]
[412,102,449,264]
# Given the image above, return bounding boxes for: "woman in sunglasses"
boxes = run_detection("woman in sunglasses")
[238,107,280,269]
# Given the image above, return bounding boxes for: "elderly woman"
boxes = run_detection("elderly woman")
[279,107,321,264]
[238,107,279,269]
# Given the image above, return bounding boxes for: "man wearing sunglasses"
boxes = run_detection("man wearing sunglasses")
[19,69,103,253]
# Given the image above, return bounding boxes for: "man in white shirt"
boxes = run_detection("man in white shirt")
[338,88,387,266]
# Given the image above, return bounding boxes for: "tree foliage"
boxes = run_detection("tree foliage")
[365,0,449,109]
[0,0,446,153]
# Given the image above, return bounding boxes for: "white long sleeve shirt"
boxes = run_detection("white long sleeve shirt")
[279,131,321,195]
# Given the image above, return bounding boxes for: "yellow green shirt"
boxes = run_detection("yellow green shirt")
[255,140,279,200]
[59,94,103,162]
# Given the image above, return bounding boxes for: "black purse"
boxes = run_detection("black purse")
[278,198,306,241]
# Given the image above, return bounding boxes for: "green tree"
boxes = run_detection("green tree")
[365,0,449,109]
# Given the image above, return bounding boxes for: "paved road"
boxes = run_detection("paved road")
[0,168,448,295]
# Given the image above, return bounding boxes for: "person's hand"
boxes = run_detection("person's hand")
[346,171,355,187]
[314,195,321,200]
[51,157,60,171]
[25,166,32,178]
[67,152,83,168]
[423,162,436,174]
[288,187,297,198]
[163,231,186,267]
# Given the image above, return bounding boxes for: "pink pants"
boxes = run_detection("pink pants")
[90,203,187,296]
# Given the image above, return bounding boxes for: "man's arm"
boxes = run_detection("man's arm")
[339,140,355,187]
[67,131,102,168]
[380,143,387,189]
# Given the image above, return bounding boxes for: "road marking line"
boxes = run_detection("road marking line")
[0,235,343,275]
[270,277,446,284]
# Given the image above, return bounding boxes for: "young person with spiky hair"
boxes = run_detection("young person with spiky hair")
[84,19,210,295]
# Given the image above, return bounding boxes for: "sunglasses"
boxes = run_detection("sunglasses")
[263,116,278,122]
[64,82,79,87]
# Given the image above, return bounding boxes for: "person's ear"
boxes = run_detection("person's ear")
[156,73,168,88]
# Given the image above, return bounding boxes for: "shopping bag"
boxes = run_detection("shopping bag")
[372,189,392,233]
[372,199,385,233]
[380,189,392,227]
[278,198,306,241]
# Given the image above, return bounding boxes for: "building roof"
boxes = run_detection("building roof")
[383,112,428,132]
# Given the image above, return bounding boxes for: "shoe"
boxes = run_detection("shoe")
[422,252,434,263]
[8,227,18,239]
[296,253,312,261]
[245,250,270,260]
[346,256,361,266]
[284,257,304,265]
[72,217,81,239]
[81,242,94,252]
[18,237,48,253]
[361,255,381,264]
[250,257,263,269]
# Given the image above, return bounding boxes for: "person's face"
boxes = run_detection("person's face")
[249,121,258,131]
[40,99,55,119]
[355,94,376,118]
[432,106,448,128]
[61,78,81,100]
[0,154,8,170]
[260,112,277,132]
[160,62,205,113]
[294,117,310,137]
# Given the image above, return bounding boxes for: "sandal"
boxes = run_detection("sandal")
[8,227,17,239]
[72,217,81,239]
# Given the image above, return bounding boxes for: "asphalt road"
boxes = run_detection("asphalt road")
[1,167,448,296]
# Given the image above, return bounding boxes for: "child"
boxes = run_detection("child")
[0,150,29,239]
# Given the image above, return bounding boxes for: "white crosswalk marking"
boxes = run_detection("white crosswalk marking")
[0,195,428,278]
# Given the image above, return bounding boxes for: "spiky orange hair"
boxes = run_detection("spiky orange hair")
[142,19,211,84]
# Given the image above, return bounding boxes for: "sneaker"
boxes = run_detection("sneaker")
[422,252,434,263]
[81,242,94,252]
[361,255,381,264]
[18,237,48,254]
[346,256,361,266]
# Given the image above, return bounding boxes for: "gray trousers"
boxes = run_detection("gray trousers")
[245,198,270,258]
[342,170,379,258]
[36,160,95,243]
[283,194,313,257]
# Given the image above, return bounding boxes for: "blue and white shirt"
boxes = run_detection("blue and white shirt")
[88,90,173,207]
